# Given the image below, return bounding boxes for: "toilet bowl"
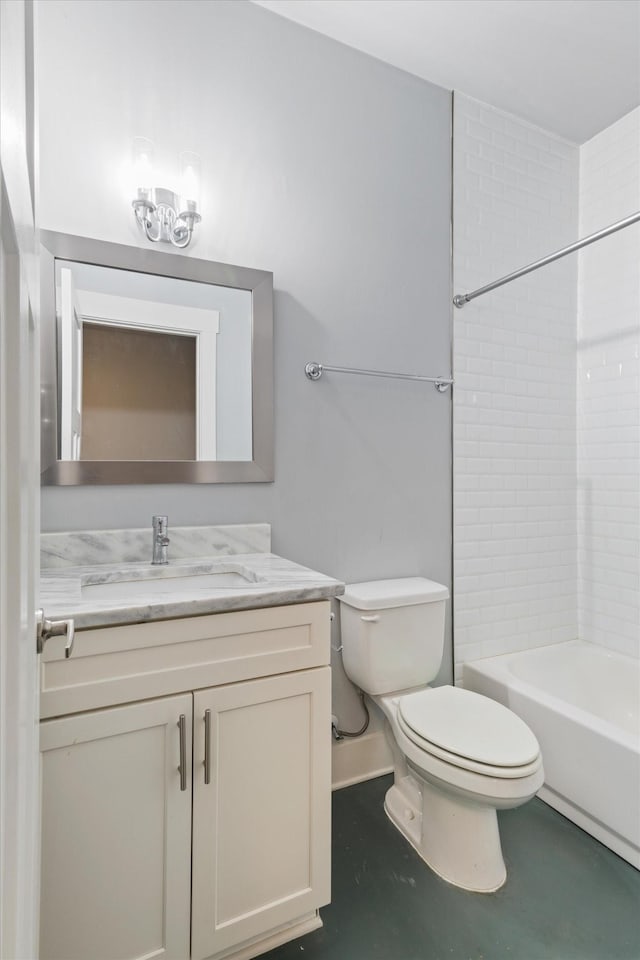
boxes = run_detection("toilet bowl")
[374,686,543,891]
[339,578,544,893]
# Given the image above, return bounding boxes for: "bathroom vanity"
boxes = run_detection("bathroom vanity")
[38,526,343,960]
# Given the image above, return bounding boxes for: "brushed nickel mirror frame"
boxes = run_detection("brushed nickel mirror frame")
[40,231,273,485]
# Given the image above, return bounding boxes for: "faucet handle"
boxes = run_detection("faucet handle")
[152,514,168,530]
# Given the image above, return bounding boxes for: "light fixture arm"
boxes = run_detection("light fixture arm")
[132,187,201,249]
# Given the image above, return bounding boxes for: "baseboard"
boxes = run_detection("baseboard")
[331,728,393,790]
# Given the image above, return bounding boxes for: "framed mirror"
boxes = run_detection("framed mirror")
[40,232,273,484]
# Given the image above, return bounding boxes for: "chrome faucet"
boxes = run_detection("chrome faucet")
[152,515,170,565]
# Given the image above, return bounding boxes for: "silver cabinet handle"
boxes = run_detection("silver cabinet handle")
[178,714,187,791]
[204,709,211,785]
[360,614,380,623]
[36,609,75,658]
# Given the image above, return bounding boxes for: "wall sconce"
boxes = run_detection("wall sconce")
[131,139,202,249]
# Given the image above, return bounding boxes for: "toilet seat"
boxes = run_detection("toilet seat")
[396,712,542,779]
[397,686,541,779]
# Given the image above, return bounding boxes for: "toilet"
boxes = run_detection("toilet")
[339,577,544,893]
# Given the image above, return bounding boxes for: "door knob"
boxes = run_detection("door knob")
[36,609,75,658]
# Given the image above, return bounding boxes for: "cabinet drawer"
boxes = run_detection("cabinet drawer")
[40,601,330,719]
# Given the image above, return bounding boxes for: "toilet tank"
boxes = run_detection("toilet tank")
[339,578,449,695]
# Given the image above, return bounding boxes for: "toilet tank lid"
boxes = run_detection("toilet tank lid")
[339,577,449,610]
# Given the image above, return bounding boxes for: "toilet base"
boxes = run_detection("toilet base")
[384,775,507,893]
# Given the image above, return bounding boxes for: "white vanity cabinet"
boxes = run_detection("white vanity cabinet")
[39,601,332,960]
[191,669,330,960]
[40,695,193,960]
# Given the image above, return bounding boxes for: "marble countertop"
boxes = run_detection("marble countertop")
[40,553,345,629]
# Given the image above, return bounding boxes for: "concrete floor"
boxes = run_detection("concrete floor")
[265,774,640,960]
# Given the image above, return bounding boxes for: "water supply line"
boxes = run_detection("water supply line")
[331,691,370,741]
[329,609,371,740]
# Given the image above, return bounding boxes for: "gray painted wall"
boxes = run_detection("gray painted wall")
[37,0,453,716]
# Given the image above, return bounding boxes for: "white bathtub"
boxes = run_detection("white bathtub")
[463,640,640,868]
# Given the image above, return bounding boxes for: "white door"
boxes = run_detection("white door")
[58,267,83,460]
[191,669,332,960]
[39,696,193,960]
[0,1,41,957]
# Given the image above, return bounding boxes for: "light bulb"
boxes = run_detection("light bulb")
[179,151,201,208]
[132,137,155,197]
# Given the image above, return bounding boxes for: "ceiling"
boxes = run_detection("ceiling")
[253,0,640,143]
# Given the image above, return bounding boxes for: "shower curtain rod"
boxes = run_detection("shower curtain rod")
[453,210,640,308]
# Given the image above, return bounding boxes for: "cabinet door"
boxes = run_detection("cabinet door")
[39,695,192,960]
[191,668,331,960]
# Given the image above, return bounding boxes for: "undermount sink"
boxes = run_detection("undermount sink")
[81,568,258,600]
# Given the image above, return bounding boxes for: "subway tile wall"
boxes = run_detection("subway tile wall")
[453,94,580,678]
[578,108,640,659]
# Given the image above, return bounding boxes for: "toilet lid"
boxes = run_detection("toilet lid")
[396,712,542,778]
[398,686,540,768]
